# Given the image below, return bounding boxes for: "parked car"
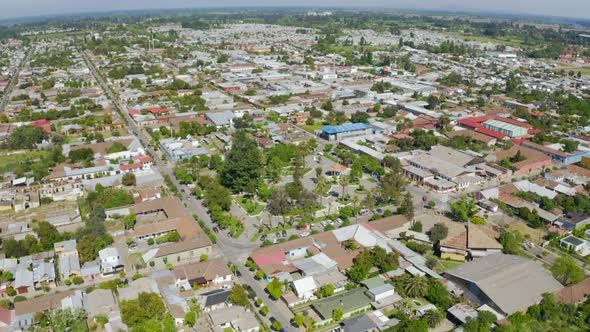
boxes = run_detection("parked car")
[300,232,310,237]
[276,232,281,238]
[282,230,287,237]
[376,208,384,214]
[360,209,369,216]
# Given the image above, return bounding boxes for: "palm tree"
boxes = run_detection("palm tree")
[339,175,349,197]
[402,275,429,298]
[315,167,323,181]
[423,309,443,328]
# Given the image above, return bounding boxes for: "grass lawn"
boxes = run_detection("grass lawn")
[27,30,86,40]
[236,196,265,216]
[508,221,547,245]
[0,150,51,174]
[436,259,464,272]
[301,123,324,133]
[457,34,527,48]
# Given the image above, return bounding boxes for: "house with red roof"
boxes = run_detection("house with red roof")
[27,119,51,134]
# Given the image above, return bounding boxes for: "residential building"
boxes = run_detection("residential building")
[98,247,124,276]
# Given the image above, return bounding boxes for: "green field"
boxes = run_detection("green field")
[26,30,86,40]
[456,34,528,48]
[301,123,324,133]
[0,150,51,174]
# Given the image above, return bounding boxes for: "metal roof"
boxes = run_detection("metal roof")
[322,123,372,134]
[445,253,562,314]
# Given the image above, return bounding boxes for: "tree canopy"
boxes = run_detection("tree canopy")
[220,131,262,193]
[8,126,48,150]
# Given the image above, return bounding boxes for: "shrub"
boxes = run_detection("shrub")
[406,241,431,254]
[73,276,84,285]
[13,296,26,302]
[64,279,72,286]
[6,288,16,297]
[200,254,208,261]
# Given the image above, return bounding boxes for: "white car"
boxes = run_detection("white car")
[300,232,310,237]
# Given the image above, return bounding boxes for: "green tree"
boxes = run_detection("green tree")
[68,147,94,163]
[266,278,283,300]
[34,221,62,251]
[317,284,335,298]
[8,126,48,150]
[122,172,136,186]
[551,256,584,286]
[425,280,453,309]
[449,197,477,222]
[47,308,87,332]
[293,314,305,327]
[398,193,415,219]
[463,310,497,332]
[333,308,344,321]
[429,223,448,244]
[401,275,429,298]
[230,284,250,306]
[184,311,196,327]
[423,309,444,328]
[220,131,262,193]
[123,214,137,230]
[272,320,283,331]
[499,231,523,255]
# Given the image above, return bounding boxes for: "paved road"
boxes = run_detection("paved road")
[81,50,297,331]
[0,48,31,113]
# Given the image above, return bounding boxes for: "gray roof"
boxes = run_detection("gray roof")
[206,111,235,126]
[33,262,55,283]
[118,278,159,301]
[59,254,81,279]
[343,313,378,332]
[14,268,33,288]
[445,253,562,314]
[201,288,231,307]
[54,239,78,253]
[81,261,100,277]
[83,289,118,316]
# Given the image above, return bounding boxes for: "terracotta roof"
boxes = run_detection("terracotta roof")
[555,278,590,304]
[174,258,231,282]
[330,163,348,172]
[15,291,74,315]
[369,215,410,234]
[567,165,590,178]
[446,130,495,143]
[439,222,500,251]
[120,162,143,171]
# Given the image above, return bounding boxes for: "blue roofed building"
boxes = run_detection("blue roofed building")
[320,123,373,141]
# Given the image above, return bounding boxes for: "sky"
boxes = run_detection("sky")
[0,0,589,20]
